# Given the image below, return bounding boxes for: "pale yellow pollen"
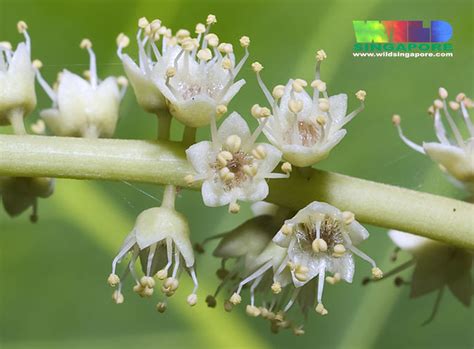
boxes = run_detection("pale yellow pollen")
[243,164,257,177]
[206,14,217,25]
[456,93,466,102]
[138,17,149,29]
[80,38,92,49]
[372,267,383,279]
[392,114,401,126]
[112,290,124,304]
[181,37,197,51]
[316,115,327,126]
[205,33,219,47]
[82,70,91,80]
[438,87,448,99]
[293,327,305,336]
[434,99,443,109]
[116,33,130,48]
[17,20,28,33]
[251,61,263,73]
[252,145,267,160]
[274,311,285,322]
[225,135,242,153]
[294,265,309,282]
[281,224,293,236]
[251,104,271,118]
[166,67,176,78]
[228,202,240,214]
[312,238,328,253]
[271,282,282,294]
[156,302,167,313]
[292,80,305,93]
[217,150,233,166]
[246,305,261,317]
[176,29,190,39]
[197,48,212,61]
[107,273,120,287]
[140,276,155,288]
[187,294,198,306]
[315,303,328,315]
[216,104,228,116]
[184,174,195,186]
[31,120,46,135]
[326,272,341,285]
[449,101,460,111]
[195,23,206,34]
[281,162,292,175]
[32,59,43,69]
[219,167,235,181]
[289,99,303,113]
[229,292,242,305]
[427,106,435,116]
[133,283,144,294]
[0,41,12,50]
[156,269,168,280]
[342,211,355,225]
[222,57,233,70]
[150,19,162,32]
[142,287,154,297]
[356,90,367,101]
[333,244,346,256]
[163,277,179,292]
[316,49,327,61]
[114,76,127,88]
[272,85,285,100]
[240,35,250,48]
[318,98,330,112]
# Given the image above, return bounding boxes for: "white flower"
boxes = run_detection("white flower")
[36,39,127,138]
[155,15,248,128]
[228,201,382,321]
[252,51,366,167]
[0,21,36,134]
[392,88,474,192]
[185,112,286,213]
[116,18,181,114]
[107,185,198,308]
[387,230,472,311]
[0,176,54,222]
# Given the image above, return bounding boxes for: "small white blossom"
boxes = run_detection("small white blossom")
[36,39,127,138]
[116,18,181,113]
[107,186,198,308]
[393,89,474,192]
[185,112,285,213]
[155,15,248,128]
[0,21,36,133]
[252,52,365,167]
[386,230,472,314]
[228,201,381,325]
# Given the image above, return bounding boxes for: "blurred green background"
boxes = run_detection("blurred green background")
[1,0,473,348]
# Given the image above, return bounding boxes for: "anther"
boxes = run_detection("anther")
[281,224,293,236]
[225,135,242,152]
[156,269,168,280]
[195,23,206,34]
[80,38,92,50]
[156,302,167,313]
[217,151,233,166]
[271,282,282,294]
[240,36,250,48]
[187,294,198,306]
[228,202,240,214]
[315,303,328,315]
[272,85,285,99]
[281,162,292,175]
[216,104,228,116]
[434,99,443,109]
[316,49,327,61]
[251,61,263,73]
[252,145,267,160]
[32,59,43,69]
[356,90,367,101]
[197,48,212,61]
[342,211,355,225]
[289,99,303,113]
[438,87,448,99]
[107,273,120,287]
[17,20,28,33]
[246,305,261,317]
[206,14,217,25]
[229,292,242,305]
[112,290,124,304]
[138,17,149,29]
[371,267,383,279]
[312,238,327,253]
[205,33,219,47]
[391,114,401,126]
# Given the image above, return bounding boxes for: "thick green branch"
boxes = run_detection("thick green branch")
[1,134,473,250]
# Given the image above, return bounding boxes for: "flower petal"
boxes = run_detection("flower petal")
[216,112,251,144]
[185,141,213,175]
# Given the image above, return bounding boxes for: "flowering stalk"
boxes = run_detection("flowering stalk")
[0,133,473,250]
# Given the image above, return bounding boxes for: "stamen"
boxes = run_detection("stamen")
[33,61,57,103]
[391,115,425,154]
[252,62,275,105]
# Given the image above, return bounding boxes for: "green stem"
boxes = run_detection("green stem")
[0,134,473,250]
[182,126,197,148]
[161,184,176,209]
[157,112,172,141]
[8,109,27,135]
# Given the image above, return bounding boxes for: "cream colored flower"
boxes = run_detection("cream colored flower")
[185,112,285,213]
[155,15,248,128]
[107,186,198,308]
[116,18,180,114]
[392,88,474,192]
[0,21,37,133]
[37,39,127,138]
[252,51,366,167]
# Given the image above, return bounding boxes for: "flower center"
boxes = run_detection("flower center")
[297,121,321,147]
[296,216,344,251]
